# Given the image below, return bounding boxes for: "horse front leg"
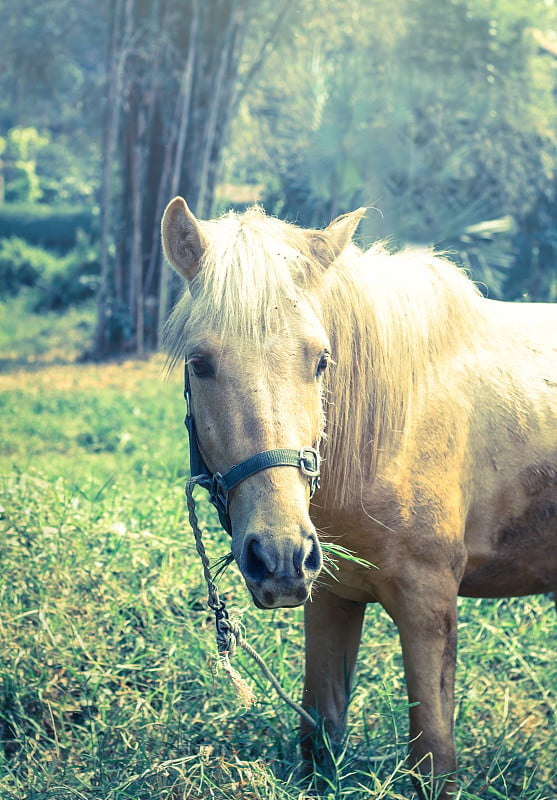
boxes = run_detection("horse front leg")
[301,587,366,767]
[383,572,460,800]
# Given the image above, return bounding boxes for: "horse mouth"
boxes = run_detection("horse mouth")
[248,584,310,610]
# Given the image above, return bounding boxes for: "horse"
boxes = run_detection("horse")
[161,196,557,799]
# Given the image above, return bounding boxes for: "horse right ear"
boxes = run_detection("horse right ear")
[161,196,207,282]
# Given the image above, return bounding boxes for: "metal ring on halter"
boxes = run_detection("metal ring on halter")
[299,446,320,477]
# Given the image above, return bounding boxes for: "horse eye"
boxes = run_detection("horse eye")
[188,356,214,378]
[316,352,330,378]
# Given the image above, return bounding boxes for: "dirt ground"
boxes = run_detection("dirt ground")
[0,355,182,393]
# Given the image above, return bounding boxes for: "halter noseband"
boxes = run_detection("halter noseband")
[184,363,321,535]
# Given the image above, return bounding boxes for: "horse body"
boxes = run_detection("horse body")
[313,296,557,602]
[304,299,556,793]
[161,197,557,799]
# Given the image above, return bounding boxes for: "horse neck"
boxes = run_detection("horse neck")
[317,246,485,510]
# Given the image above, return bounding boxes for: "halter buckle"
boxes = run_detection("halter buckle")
[299,447,320,478]
[210,472,228,510]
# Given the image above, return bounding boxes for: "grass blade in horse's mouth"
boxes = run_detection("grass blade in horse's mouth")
[321,542,377,581]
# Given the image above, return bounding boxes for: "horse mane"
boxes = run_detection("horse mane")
[163,206,487,510]
[318,244,486,508]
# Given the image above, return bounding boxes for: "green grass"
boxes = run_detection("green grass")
[0,295,96,368]
[0,314,556,798]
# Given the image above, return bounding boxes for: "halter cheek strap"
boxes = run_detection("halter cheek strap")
[184,363,320,536]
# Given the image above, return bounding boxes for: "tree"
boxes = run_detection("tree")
[93,0,292,357]
[0,0,106,182]
[225,0,557,298]
[1,0,556,340]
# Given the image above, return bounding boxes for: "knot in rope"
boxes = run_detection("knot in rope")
[214,605,241,657]
[185,476,317,729]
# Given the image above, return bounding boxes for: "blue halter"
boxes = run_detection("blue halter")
[184,362,321,535]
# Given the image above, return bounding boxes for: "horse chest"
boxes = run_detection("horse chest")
[311,486,463,604]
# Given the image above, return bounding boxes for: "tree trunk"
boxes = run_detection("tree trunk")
[94,0,129,358]
[155,0,200,347]
[95,0,289,357]
[131,135,144,357]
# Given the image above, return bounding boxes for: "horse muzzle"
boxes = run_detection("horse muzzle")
[237,528,322,609]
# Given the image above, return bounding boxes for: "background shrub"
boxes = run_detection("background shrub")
[0,232,99,309]
[33,231,100,312]
[0,237,57,297]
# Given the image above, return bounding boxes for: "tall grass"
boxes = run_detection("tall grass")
[0,357,555,799]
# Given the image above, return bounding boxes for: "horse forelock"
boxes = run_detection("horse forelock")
[163,206,487,512]
[163,207,325,366]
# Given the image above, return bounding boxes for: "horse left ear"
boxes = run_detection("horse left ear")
[307,207,367,268]
[161,196,207,282]
[326,207,367,252]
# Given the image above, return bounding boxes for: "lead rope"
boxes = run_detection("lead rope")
[186,476,317,729]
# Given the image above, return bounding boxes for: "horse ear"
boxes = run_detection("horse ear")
[325,207,367,252]
[306,207,367,268]
[161,196,207,282]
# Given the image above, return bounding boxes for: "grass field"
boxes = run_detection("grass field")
[0,304,556,799]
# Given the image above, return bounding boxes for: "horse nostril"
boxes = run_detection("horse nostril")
[244,536,273,582]
[294,535,322,576]
[304,537,322,574]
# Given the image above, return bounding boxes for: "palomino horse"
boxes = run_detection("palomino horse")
[161,197,557,799]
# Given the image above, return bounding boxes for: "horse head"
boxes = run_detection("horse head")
[161,197,365,608]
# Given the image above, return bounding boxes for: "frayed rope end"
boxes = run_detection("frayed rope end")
[219,653,256,707]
